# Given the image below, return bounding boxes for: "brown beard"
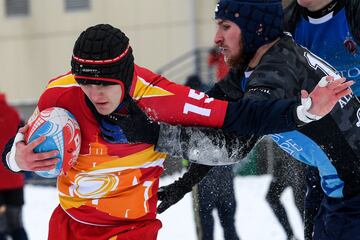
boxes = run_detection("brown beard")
[226,38,253,75]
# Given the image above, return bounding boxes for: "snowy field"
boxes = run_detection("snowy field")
[23,174,304,240]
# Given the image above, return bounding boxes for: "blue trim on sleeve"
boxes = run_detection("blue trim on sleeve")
[271,131,344,198]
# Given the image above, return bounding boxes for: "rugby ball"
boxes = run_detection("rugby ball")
[25,107,81,178]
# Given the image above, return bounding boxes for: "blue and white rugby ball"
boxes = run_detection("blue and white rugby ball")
[25,107,81,178]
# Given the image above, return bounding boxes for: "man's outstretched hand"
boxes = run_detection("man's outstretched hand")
[7,124,59,172]
[303,76,353,118]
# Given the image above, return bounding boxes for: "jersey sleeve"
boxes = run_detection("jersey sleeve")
[130,66,228,128]
[222,97,300,136]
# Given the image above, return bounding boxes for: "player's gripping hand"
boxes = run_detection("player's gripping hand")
[6,124,59,172]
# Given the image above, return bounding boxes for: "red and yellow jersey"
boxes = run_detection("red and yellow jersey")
[33,65,227,226]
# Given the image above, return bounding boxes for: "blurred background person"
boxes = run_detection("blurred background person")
[207,46,229,82]
[184,74,209,92]
[184,74,239,240]
[0,92,28,240]
[193,165,239,240]
[265,144,305,240]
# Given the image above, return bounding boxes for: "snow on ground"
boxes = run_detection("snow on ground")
[24,174,304,240]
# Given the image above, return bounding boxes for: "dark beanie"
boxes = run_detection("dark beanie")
[71,24,134,91]
[215,0,283,54]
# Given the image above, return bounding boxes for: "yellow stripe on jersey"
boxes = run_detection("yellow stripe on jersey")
[132,76,174,100]
[47,74,78,89]
[58,146,166,219]
[77,146,167,174]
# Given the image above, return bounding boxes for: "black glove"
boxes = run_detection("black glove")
[104,96,160,144]
[157,163,213,213]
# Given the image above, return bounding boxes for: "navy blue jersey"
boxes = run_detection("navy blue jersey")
[286,0,360,95]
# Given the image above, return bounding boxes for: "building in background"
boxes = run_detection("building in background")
[0,0,293,119]
[0,0,219,118]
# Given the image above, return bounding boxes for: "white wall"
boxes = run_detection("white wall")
[0,0,218,103]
